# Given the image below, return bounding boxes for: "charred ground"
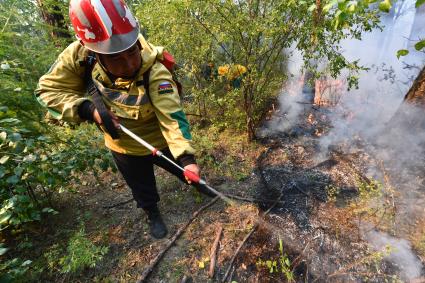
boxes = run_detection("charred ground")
[15,103,425,282]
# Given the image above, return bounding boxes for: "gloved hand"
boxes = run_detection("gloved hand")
[184,163,200,184]
[93,109,120,129]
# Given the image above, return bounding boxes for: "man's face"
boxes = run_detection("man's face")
[98,43,142,79]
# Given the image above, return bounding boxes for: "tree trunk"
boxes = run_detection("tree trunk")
[389,65,425,128]
[403,65,425,105]
[36,0,71,41]
[244,83,256,141]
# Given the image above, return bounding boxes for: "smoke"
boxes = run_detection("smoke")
[257,49,311,137]
[260,0,425,278]
[365,229,423,281]
[314,1,425,279]
[316,0,425,221]
[263,77,306,134]
[318,0,425,155]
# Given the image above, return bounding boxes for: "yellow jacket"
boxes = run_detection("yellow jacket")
[217,64,247,81]
[35,35,195,159]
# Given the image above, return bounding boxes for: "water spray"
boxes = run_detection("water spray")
[119,124,234,205]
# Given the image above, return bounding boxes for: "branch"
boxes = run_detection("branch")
[136,196,219,283]
[193,16,236,63]
[1,11,13,34]
[184,113,203,117]
[256,43,287,100]
[224,193,285,205]
[215,2,250,54]
[208,224,223,278]
[221,193,283,282]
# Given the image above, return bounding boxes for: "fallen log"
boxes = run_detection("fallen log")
[137,196,219,283]
[209,224,223,278]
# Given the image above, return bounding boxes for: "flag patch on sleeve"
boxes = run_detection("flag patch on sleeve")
[158,82,173,94]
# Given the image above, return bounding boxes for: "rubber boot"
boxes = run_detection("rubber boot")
[144,205,168,239]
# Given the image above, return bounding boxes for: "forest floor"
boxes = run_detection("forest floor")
[17,105,425,282]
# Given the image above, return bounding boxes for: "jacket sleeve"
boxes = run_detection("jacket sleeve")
[148,62,196,160]
[34,41,90,123]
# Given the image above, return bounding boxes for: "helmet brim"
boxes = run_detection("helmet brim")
[83,26,140,55]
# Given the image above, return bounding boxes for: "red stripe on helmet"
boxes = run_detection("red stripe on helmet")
[70,0,139,53]
[78,0,108,42]
[100,0,134,35]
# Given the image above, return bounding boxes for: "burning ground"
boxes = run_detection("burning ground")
[20,98,425,282]
[252,104,425,282]
[13,2,425,281]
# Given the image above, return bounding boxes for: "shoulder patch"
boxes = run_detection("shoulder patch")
[158,82,173,94]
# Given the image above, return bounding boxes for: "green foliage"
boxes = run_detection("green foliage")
[60,227,108,273]
[378,0,392,13]
[414,40,425,51]
[256,238,294,281]
[416,0,425,8]
[326,184,341,203]
[0,109,113,231]
[396,49,409,59]
[0,111,113,279]
[348,179,396,231]
[357,179,383,201]
[136,0,380,138]
[0,0,113,279]
[193,128,252,181]
[0,256,32,283]
[44,227,108,274]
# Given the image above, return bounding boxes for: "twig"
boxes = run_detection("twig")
[327,252,385,279]
[102,198,133,209]
[291,240,311,272]
[295,101,319,110]
[376,159,396,218]
[224,193,285,205]
[1,11,12,33]
[209,224,223,278]
[180,275,190,283]
[221,194,283,283]
[227,266,236,283]
[291,182,310,197]
[296,101,315,105]
[185,113,202,117]
[137,196,219,283]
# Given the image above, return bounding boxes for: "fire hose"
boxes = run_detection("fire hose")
[83,56,231,203]
[119,124,232,204]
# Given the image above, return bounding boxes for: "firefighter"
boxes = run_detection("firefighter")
[218,64,247,89]
[35,0,210,239]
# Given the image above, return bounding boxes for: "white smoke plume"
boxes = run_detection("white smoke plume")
[318,0,425,154]
[257,48,309,137]
[260,0,425,278]
[365,229,423,281]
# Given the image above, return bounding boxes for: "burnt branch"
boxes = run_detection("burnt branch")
[137,196,219,283]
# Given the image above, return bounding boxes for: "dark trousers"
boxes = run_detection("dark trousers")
[111,148,189,209]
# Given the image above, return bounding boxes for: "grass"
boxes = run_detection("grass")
[193,127,263,182]
[324,178,396,237]
[410,219,425,260]
[255,237,294,281]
